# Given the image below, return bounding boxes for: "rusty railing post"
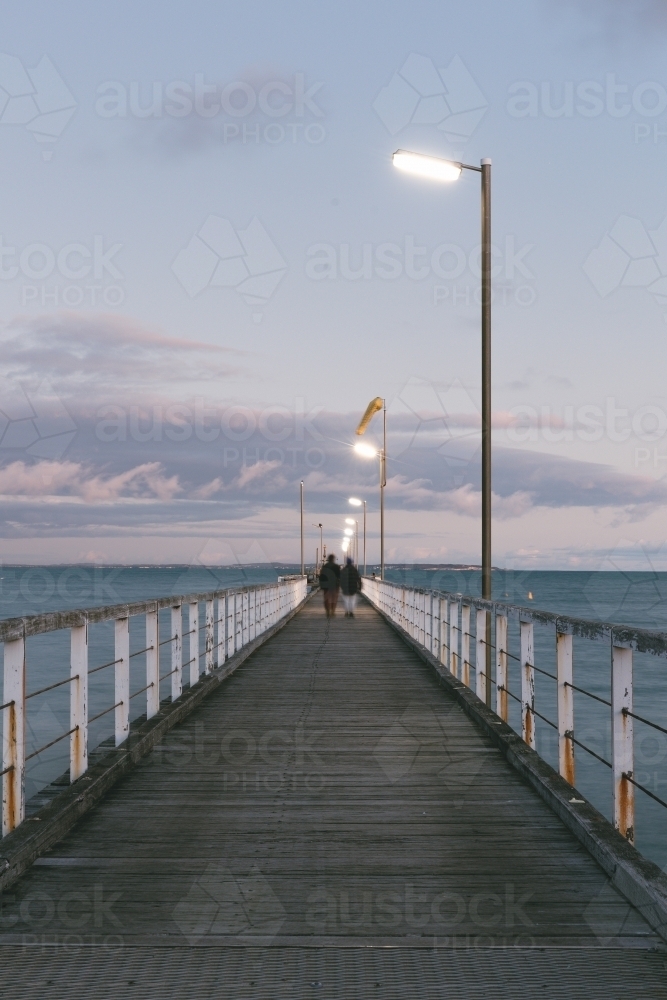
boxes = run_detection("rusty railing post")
[557,631,575,785]
[521,621,535,749]
[70,622,88,781]
[612,644,634,844]
[2,635,25,835]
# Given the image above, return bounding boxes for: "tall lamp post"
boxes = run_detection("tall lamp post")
[393,149,492,706]
[354,397,386,580]
[300,480,304,576]
[349,497,366,574]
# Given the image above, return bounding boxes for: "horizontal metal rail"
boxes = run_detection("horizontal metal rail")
[363,577,666,853]
[1,577,308,837]
[26,726,78,762]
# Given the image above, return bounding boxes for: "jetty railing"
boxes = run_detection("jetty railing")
[1,577,307,836]
[364,577,667,849]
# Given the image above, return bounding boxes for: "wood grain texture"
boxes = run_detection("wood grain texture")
[1,598,665,994]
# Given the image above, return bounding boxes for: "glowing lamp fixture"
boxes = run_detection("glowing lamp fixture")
[348,497,362,507]
[345,518,355,525]
[344,528,354,536]
[354,441,377,459]
[392,149,462,183]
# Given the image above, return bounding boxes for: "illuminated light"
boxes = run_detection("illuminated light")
[354,442,377,458]
[348,497,362,506]
[392,149,462,182]
[345,518,355,525]
[344,529,353,536]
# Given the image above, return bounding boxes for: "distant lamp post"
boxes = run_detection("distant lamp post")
[349,497,367,574]
[312,523,323,569]
[345,517,358,564]
[300,480,304,576]
[393,147,492,706]
[354,397,386,580]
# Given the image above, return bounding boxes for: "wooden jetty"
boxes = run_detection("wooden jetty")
[1,596,666,998]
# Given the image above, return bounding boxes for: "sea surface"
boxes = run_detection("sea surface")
[1,565,666,870]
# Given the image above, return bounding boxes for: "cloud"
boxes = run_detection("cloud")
[0,459,181,502]
[0,312,242,399]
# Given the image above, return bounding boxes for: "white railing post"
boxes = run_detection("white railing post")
[70,622,88,781]
[451,602,460,678]
[216,596,226,667]
[557,631,574,785]
[250,590,256,640]
[440,599,449,668]
[612,645,634,843]
[496,614,508,722]
[171,605,182,701]
[461,605,471,687]
[2,636,25,835]
[188,602,199,687]
[521,621,535,749]
[205,599,214,675]
[146,607,159,719]
[476,609,488,701]
[115,617,130,746]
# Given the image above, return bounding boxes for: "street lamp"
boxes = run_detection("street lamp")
[393,147,492,706]
[312,523,323,569]
[354,396,386,580]
[300,480,304,576]
[349,497,367,574]
[345,517,358,564]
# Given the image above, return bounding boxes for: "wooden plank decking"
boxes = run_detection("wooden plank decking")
[1,596,666,999]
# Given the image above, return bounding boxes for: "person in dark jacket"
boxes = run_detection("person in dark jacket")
[340,558,362,617]
[319,554,341,617]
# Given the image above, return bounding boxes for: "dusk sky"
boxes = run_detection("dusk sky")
[2,0,667,569]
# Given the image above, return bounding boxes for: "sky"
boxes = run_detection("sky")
[2,0,667,570]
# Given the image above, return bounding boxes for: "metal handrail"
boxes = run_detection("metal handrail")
[1,577,308,838]
[362,576,667,851]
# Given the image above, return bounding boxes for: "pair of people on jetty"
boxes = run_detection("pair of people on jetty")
[318,554,361,617]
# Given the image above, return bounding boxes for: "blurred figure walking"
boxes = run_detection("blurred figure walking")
[340,557,362,617]
[319,553,340,617]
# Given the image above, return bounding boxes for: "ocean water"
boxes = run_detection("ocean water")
[1,564,666,870]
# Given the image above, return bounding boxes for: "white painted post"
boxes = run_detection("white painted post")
[70,623,88,781]
[461,605,471,688]
[476,609,488,701]
[557,632,574,785]
[188,602,199,687]
[250,590,256,641]
[205,599,214,675]
[146,608,159,720]
[612,645,634,843]
[440,599,449,668]
[171,605,182,701]
[496,614,508,722]
[451,602,459,678]
[431,595,439,658]
[115,617,130,746]
[2,637,25,835]
[228,594,235,657]
[216,596,226,667]
[521,621,535,749]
